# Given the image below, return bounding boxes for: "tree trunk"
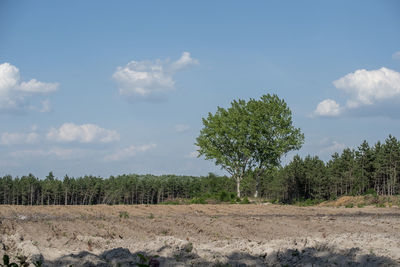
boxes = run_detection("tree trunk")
[236,177,241,198]
[254,173,259,198]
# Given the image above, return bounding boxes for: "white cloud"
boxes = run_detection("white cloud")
[47,123,120,143]
[392,51,400,60]
[185,151,199,158]
[0,63,59,111]
[39,99,51,112]
[174,124,190,132]
[169,52,199,72]
[1,132,38,145]
[112,52,198,100]
[314,99,341,117]
[10,147,87,159]
[104,143,156,161]
[314,67,400,117]
[333,67,400,107]
[319,140,347,155]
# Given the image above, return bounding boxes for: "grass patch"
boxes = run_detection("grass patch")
[119,211,129,218]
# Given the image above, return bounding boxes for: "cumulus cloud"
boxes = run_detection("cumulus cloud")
[0,63,59,111]
[333,67,400,107]
[112,52,198,100]
[314,67,400,117]
[1,132,38,145]
[314,99,341,117]
[392,51,400,60]
[47,123,120,143]
[104,143,156,161]
[174,124,190,132]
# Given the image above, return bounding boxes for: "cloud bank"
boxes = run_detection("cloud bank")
[314,67,400,117]
[1,132,38,145]
[0,63,58,112]
[112,52,198,101]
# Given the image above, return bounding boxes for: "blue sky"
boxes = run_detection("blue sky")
[1,1,400,178]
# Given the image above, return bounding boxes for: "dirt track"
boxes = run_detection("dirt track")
[0,204,399,266]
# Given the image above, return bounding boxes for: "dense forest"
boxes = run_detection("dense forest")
[0,135,399,205]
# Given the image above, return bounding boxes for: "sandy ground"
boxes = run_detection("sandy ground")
[0,204,399,266]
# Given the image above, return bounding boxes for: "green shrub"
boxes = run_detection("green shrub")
[364,188,378,197]
[190,197,206,204]
[219,191,230,202]
[240,196,250,204]
[345,203,354,208]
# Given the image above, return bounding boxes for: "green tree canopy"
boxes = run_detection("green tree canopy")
[196,94,304,197]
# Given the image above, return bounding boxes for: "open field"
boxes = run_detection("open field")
[0,204,399,266]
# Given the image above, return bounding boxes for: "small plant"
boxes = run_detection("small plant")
[1,255,18,267]
[291,249,300,257]
[119,211,129,219]
[376,203,385,208]
[87,239,93,251]
[161,229,168,235]
[345,203,354,208]
[148,213,154,219]
[184,242,193,253]
[357,203,365,208]
[136,253,160,267]
[240,197,250,204]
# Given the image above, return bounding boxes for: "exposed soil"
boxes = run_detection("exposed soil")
[0,204,399,266]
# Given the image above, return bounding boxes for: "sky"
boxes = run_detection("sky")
[1,1,400,178]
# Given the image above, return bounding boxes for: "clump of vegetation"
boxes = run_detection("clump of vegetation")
[240,196,250,204]
[364,188,378,197]
[136,253,160,267]
[1,254,42,267]
[345,203,354,208]
[184,242,193,253]
[119,211,129,218]
[190,197,206,204]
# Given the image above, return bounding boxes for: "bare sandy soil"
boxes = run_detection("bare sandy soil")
[0,204,399,266]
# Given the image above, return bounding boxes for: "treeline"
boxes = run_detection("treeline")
[257,135,400,202]
[0,135,399,205]
[0,173,234,205]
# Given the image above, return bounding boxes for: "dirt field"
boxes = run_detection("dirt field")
[0,204,399,266]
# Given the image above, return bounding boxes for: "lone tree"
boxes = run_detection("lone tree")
[196,94,304,198]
